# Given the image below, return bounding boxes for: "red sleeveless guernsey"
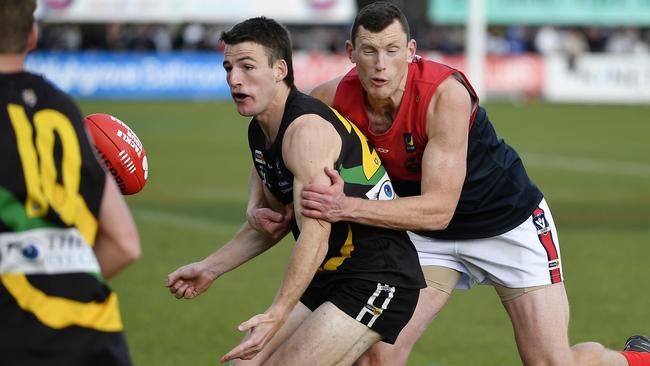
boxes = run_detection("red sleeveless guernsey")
[332,57,543,240]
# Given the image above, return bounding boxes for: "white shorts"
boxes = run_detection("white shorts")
[409,199,563,289]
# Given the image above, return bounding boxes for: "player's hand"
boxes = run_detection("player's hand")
[301,167,346,222]
[165,261,217,299]
[220,309,286,363]
[247,206,293,240]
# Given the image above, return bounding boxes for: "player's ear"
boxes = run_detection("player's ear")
[345,40,355,63]
[407,39,417,62]
[275,59,288,83]
[26,23,38,52]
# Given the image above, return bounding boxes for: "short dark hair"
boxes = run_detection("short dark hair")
[221,17,294,87]
[350,1,410,47]
[0,0,36,53]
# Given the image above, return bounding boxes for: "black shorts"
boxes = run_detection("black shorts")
[300,278,419,344]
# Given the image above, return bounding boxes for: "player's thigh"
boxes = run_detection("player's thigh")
[266,301,382,366]
[502,282,572,363]
[232,302,311,366]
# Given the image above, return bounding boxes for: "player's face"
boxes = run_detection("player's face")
[348,20,415,101]
[223,41,279,117]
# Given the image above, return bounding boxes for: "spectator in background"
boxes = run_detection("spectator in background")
[585,26,608,53]
[535,25,562,55]
[181,23,205,50]
[606,27,649,54]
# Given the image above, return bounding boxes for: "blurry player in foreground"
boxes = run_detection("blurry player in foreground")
[0,1,141,365]
[166,17,425,365]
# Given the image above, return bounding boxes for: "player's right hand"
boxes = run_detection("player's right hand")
[247,206,293,240]
[165,261,217,299]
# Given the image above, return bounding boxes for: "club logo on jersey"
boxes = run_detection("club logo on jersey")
[254,150,265,165]
[382,182,394,199]
[365,173,396,201]
[404,133,416,152]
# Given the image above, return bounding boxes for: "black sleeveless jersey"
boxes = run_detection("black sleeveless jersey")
[248,87,425,289]
[0,72,132,365]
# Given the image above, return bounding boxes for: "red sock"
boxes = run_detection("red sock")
[622,351,650,366]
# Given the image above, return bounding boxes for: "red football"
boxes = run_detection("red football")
[84,113,149,195]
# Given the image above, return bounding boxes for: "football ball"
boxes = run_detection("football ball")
[84,113,149,195]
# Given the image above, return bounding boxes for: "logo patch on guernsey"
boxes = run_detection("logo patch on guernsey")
[365,172,396,201]
[0,227,100,275]
[403,133,416,152]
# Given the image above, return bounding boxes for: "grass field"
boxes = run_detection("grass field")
[78,100,650,366]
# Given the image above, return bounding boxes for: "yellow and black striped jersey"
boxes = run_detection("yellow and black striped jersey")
[248,87,425,290]
[0,71,132,366]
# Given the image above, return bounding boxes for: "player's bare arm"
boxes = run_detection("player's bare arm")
[240,76,344,238]
[166,222,282,299]
[93,175,141,279]
[246,167,294,240]
[309,76,343,106]
[221,115,340,362]
[302,76,472,231]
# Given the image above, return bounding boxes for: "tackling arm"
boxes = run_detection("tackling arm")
[303,76,472,231]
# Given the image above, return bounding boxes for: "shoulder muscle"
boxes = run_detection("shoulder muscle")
[282,115,341,184]
[309,76,344,107]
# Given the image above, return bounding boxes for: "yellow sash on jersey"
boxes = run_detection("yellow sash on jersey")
[1,274,123,332]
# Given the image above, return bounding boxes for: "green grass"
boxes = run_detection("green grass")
[78,100,650,366]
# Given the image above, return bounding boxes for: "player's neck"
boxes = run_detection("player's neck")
[256,84,291,147]
[0,54,26,73]
[364,71,408,134]
[364,93,399,134]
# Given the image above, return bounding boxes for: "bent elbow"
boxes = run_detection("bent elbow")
[125,242,141,263]
[126,237,142,263]
[120,229,142,264]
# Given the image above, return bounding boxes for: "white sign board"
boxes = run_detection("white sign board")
[37,0,356,24]
[545,54,650,104]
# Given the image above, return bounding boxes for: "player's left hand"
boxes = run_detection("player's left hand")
[220,310,285,363]
[301,166,346,222]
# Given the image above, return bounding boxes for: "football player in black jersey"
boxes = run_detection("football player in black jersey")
[166,17,424,365]
[0,1,141,365]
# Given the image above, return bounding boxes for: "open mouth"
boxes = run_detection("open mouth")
[232,92,250,102]
[371,78,389,87]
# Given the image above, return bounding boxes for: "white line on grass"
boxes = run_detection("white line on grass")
[522,153,650,178]
[132,208,243,233]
